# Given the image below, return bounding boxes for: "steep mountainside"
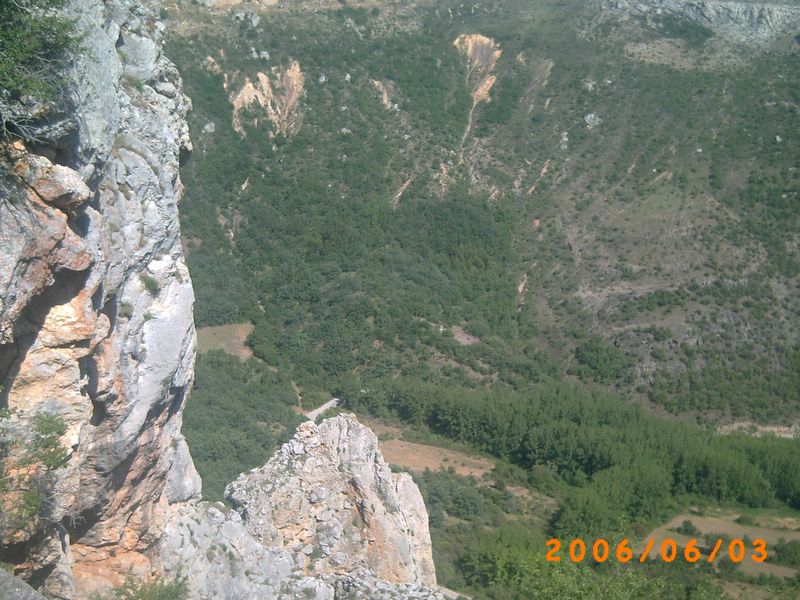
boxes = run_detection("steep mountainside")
[172,0,800,425]
[168,2,800,595]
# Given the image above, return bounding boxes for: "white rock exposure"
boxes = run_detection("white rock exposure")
[227,414,437,587]
[1,1,198,597]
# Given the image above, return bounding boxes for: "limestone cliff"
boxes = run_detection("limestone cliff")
[1,0,198,597]
[226,415,436,588]
[1,2,439,599]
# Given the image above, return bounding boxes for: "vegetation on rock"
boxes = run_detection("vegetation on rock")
[0,0,77,139]
[0,410,69,541]
[91,576,188,600]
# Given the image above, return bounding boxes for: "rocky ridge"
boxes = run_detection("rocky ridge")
[602,0,800,44]
[159,415,441,599]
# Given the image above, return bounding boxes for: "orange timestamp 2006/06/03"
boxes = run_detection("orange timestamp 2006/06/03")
[545,537,768,565]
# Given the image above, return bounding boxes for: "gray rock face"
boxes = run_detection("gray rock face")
[0,570,48,600]
[160,503,296,600]
[602,0,800,44]
[1,0,198,597]
[159,415,441,600]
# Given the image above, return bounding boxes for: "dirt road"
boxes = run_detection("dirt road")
[306,398,340,421]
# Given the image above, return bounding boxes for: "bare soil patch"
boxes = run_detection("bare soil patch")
[379,439,495,479]
[196,323,254,360]
[362,418,494,478]
[366,420,405,438]
[451,325,480,346]
[651,513,800,546]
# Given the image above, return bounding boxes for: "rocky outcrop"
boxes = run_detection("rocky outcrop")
[159,414,440,600]
[0,569,47,600]
[0,0,198,597]
[602,0,800,44]
[227,415,436,586]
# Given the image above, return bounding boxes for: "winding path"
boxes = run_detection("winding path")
[305,397,340,421]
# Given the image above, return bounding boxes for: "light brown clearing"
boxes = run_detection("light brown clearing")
[366,420,404,438]
[362,418,494,479]
[506,485,531,498]
[379,438,495,479]
[196,323,254,359]
[362,420,550,510]
[644,512,800,579]
[451,325,480,346]
[648,512,800,547]
[764,516,800,530]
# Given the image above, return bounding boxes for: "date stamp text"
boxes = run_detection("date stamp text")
[545,538,768,564]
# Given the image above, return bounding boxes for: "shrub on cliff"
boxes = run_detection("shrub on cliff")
[0,410,69,541]
[0,0,77,138]
[92,576,188,600]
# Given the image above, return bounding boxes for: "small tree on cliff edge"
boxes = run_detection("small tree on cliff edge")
[0,0,77,139]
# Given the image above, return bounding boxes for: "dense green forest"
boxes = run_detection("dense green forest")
[413,458,800,599]
[349,380,800,536]
[167,0,800,596]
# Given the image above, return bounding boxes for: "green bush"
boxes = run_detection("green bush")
[676,519,699,536]
[119,301,134,319]
[139,274,160,296]
[1,411,69,537]
[573,336,633,384]
[770,540,800,568]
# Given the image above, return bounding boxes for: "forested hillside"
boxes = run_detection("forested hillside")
[165,0,800,596]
